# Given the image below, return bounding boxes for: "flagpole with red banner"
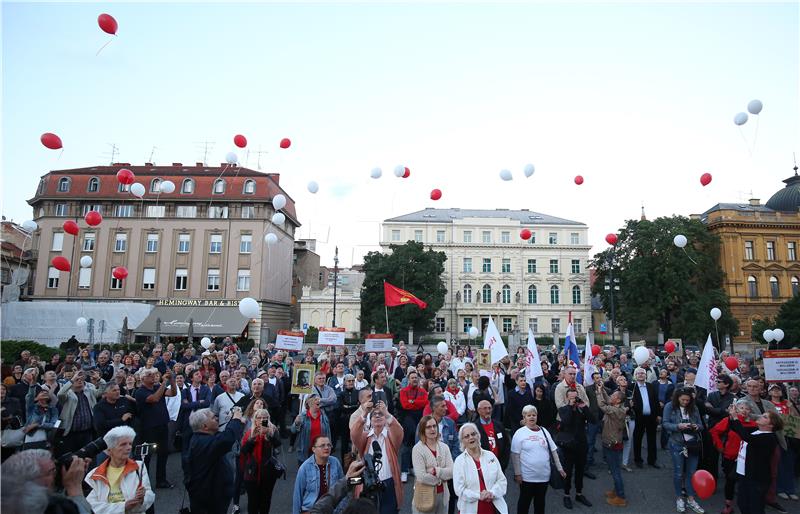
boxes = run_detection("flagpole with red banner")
[383,280,389,333]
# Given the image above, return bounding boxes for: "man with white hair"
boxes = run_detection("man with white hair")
[57,369,105,456]
[134,367,177,489]
[631,366,661,469]
[3,448,92,514]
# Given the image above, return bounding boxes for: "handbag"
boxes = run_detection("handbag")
[542,429,564,490]
[412,481,436,512]
[1,427,25,448]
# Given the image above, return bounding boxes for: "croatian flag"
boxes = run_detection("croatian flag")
[563,319,581,370]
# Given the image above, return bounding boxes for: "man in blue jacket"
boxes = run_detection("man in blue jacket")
[293,435,344,514]
[180,369,212,475]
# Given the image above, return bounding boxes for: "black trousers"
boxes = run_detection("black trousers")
[633,414,658,465]
[55,428,94,458]
[245,478,278,514]
[562,443,588,495]
[447,479,456,514]
[722,458,739,501]
[139,424,169,484]
[518,481,549,514]
[700,433,719,479]
[737,478,768,514]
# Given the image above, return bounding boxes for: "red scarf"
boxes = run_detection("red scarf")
[447,385,460,396]
[239,430,267,482]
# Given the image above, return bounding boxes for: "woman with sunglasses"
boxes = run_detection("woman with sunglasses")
[454,422,508,514]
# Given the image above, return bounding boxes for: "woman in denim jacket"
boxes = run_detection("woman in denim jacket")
[24,385,60,449]
[662,388,705,514]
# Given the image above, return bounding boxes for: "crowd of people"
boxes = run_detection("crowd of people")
[1,337,799,514]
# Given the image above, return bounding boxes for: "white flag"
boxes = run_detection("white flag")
[583,333,596,386]
[525,329,543,386]
[695,334,718,392]
[483,317,509,364]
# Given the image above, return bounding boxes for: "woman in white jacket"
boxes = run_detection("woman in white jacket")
[85,426,155,514]
[453,422,508,514]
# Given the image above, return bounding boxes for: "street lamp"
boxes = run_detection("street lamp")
[332,246,339,327]
[604,255,621,345]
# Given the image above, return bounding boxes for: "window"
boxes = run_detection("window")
[463,317,473,334]
[237,270,251,291]
[146,233,159,253]
[110,269,123,290]
[528,285,537,304]
[51,233,64,251]
[482,231,491,244]
[150,178,161,193]
[181,179,194,194]
[744,241,754,260]
[463,230,472,243]
[142,268,156,290]
[55,204,68,216]
[178,234,191,253]
[241,205,255,219]
[58,178,70,192]
[208,206,228,218]
[767,241,775,261]
[240,234,252,254]
[176,205,197,218]
[118,183,129,193]
[175,269,188,290]
[213,179,226,194]
[498,258,510,273]
[528,231,536,244]
[747,276,758,298]
[793,277,799,296]
[570,232,580,245]
[47,267,59,288]
[146,205,165,218]
[548,232,557,245]
[482,258,492,273]
[436,230,445,243]
[572,285,582,304]
[551,318,561,334]
[549,259,559,273]
[789,242,797,261]
[114,204,133,217]
[82,233,95,251]
[114,233,127,252]
[209,234,223,254]
[574,319,583,333]
[414,230,423,242]
[207,269,220,291]
[502,318,512,333]
[82,204,103,215]
[435,317,445,332]
[529,318,538,333]
[770,276,779,299]
[463,258,472,273]
[482,284,492,303]
[502,285,511,304]
[391,230,401,241]
[527,259,537,273]
[501,231,510,243]
[550,285,560,304]
[243,180,256,194]
[463,284,472,303]
[78,268,91,289]
[87,177,99,192]
[571,259,580,274]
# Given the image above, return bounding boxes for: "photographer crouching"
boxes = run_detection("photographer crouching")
[308,459,380,514]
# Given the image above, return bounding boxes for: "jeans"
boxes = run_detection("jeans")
[604,446,626,499]
[777,444,797,495]
[737,478,768,514]
[586,422,600,466]
[401,445,411,473]
[669,442,699,498]
[378,477,398,514]
[517,481,549,514]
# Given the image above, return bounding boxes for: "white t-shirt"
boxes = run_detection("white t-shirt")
[511,426,557,482]
[736,430,766,476]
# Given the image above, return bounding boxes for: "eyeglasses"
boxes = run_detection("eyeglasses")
[314,443,333,449]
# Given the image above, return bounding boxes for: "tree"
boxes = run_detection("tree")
[752,294,800,348]
[360,241,447,335]
[591,216,738,346]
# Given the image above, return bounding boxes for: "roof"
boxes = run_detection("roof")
[766,172,800,212]
[701,203,775,218]
[384,208,585,226]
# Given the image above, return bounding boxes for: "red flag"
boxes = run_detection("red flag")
[383,281,428,309]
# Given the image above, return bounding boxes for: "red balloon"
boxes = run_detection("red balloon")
[234,134,247,148]
[51,256,71,272]
[403,167,410,178]
[605,233,618,245]
[520,229,532,240]
[691,470,716,500]
[700,173,712,186]
[665,341,676,353]
[116,168,135,185]
[112,267,128,280]
[84,211,103,227]
[430,189,442,201]
[574,175,584,185]
[725,356,739,371]
[97,13,118,35]
[591,344,601,356]
[63,220,79,236]
[40,133,62,150]
[279,138,291,149]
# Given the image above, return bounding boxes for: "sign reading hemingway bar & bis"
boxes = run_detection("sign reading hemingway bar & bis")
[157,299,241,307]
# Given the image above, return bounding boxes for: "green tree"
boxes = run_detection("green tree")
[591,216,738,346]
[761,293,800,348]
[360,241,447,335]
[751,317,775,345]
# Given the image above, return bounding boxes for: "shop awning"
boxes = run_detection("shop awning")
[133,306,250,336]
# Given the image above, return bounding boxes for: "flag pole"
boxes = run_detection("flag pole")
[383,280,389,333]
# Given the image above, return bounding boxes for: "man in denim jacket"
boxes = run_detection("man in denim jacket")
[293,435,344,514]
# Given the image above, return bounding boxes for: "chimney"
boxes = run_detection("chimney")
[145,162,154,167]
[196,162,203,167]
[172,162,183,167]
[749,198,760,206]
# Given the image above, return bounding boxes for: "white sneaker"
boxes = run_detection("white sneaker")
[401,472,408,483]
[676,497,686,513]
[686,498,704,514]
[789,494,799,501]
[777,493,789,500]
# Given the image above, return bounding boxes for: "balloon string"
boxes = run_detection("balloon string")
[737,127,753,158]
[95,38,113,57]
[752,116,760,155]
[57,149,64,161]
[682,247,698,265]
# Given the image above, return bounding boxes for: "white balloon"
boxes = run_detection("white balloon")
[271,213,285,226]
[226,152,238,164]
[21,220,38,232]
[436,341,449,355]
[499,169,513,181]
[633,346,650,365]
[201,350,211,356]
[130,183,145,198]
[394,165,405,177]
[76,317,87,328]
[468,326,479,339]
[264,233,278,245]
[747,99,763,115]
[160,180,175,194]
[773,328,784,342]
[370,167,382,179]
[79,256,93,268]
[200,337,212,349]
[239,297,260,318]
[734,112,748,126]
[307,181,319,194]
[673,234,688,248]
[523,164,535,178]
[272,194,287,210]
[710,307,722,321]
[763,329,775,342]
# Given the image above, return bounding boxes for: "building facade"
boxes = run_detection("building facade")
[27,163,298,344]
[380,208,592,340]
[291,239,321,327]
[298,267,365,337]
[0,220,36,301]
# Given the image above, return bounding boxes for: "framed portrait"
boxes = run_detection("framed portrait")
[477,349,491,371]
[291,364,315,395]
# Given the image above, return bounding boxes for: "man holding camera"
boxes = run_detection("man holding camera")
[57,369,104,457]
[3,449,93,514]
[135,368,176,490]
[309,460,376,514]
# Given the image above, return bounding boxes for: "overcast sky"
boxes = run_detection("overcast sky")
[3,1,798,267]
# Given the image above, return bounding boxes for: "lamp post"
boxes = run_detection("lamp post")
[604,252,620,345]
[332,246,339,327]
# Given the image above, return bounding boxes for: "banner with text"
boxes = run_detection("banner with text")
[276,330,305,351]
[365,334,394,352]
[318,327,346,346]
[764,350,800,382]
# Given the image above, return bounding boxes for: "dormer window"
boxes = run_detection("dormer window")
[58,178,71,192]
[87,177,100,192]
[213,179,226,194]
[243,180,255,194]
[118,183,129,193]
[150,178,162,193]
[181,179,195,194]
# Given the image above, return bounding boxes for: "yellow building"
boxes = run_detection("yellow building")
[699,167,800,344]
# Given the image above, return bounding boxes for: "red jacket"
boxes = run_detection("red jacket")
[710,415,757,460]
[400,386,428,411]
[423,399,459,423]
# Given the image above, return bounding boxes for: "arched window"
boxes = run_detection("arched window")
[528,285,537,304]
[550,285,560,304]
[87,177,100,192]
[770,276,780,299]
[482,284,492,304]
[502,285,511,304]
[792,277,799,296]
[572,285,582,304]
[181,179,194,194]
[463,284,472,303]
[150,178,162,193]
[747,276,758,298]
[243,180,256,194]
[213,179,226,194]
[58,177,71,192]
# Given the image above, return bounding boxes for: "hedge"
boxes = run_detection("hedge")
[2,340,64,363]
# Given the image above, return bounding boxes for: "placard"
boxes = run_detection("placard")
[763,349,800,382]
[665,338,683,356]
[783,413,800,439]
[291,364,315,395]
[476,349,491,371]
[365,334,394,352]
[318,327,346,346]
[276,330,305,351]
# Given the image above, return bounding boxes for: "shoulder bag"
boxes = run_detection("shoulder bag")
[542,428,564,490]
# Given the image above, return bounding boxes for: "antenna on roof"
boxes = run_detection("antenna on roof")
[101,143,119,165]
[193,140,215,166]
[793,152,798,176]
[251,146,269,170]
[148,146,158,163]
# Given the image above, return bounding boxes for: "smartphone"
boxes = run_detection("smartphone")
[261,419,270,427]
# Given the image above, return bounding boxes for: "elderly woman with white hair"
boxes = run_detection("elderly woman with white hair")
[85,426,155,514]
[453,422,508,514]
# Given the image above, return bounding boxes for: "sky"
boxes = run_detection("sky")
[2,1,798,267]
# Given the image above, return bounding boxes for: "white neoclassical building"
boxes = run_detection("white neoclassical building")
[381,208,592,340]
[298,268,364,338]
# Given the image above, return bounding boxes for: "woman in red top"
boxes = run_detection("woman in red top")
[768,384,798,500]
[710,400,757,514]
[238,409,282,514]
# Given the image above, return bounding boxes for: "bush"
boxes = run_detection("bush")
[1,340,64,363]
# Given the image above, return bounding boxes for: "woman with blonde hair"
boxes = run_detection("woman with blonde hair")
[411,414,454,514]
[453,422,508,514]
[238,408,282,514]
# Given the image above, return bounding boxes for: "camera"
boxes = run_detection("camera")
[57,437,107,467]
[134,443,157,459]
[261,419,270,428]
[357,442,385,503]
